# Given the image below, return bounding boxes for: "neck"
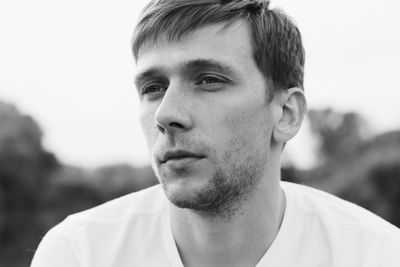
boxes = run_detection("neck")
[169,170,286,267]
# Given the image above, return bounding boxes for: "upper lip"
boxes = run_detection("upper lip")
[160,150,204,163]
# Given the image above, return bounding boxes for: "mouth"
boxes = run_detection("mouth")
[159,150,205,164]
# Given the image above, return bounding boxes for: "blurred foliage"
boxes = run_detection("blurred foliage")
[0,101,399,266]
[0,101,59,266]
[283,108,400,227]
[308,108,369,163]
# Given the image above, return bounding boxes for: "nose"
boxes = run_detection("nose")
[154,82,193,135]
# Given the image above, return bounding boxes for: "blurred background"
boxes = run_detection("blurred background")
[1,0,400,266]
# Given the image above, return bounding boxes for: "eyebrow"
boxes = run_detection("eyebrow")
[134,59,236,87]
[183,59,236,76]
[134,68,164,88]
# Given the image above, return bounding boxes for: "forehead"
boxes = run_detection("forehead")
[135,21,257,74]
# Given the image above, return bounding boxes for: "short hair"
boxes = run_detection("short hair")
[132,0,305,95]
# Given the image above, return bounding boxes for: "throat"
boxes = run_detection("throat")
[169,186,286,267]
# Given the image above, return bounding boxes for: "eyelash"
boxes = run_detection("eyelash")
[141,82,167,95]
[195,74,228,89]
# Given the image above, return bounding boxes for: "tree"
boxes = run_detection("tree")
[0,100,59,264]
[306,108,400,227]
[308,108,369,164]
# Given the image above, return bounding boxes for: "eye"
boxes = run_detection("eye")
[141,82,167,97]
[198,76,222,85]
[195,74,228,90]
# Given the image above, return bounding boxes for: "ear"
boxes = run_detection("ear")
[272,87,307,144]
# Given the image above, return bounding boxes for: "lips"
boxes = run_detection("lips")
[159,150,205,163]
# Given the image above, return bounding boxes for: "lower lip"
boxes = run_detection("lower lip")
[163,157,204,168]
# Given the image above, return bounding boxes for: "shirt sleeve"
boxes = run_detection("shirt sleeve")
[30,225,80,267]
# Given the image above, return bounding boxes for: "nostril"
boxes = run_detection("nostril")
[169,122,184,129]
[156,124,165,133]
[156,121,184,134]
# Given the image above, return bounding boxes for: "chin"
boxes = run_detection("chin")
[161,168,256,219]
[161,175,212,208]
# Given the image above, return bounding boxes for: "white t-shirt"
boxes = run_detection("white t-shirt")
[31,182,400,267]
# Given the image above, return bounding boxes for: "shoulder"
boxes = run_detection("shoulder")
[281,181,400,236]
[51,184,166,236]
[280,182,400,265]
[31,184,169,266]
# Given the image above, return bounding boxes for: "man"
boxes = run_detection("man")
[31,0,400,266]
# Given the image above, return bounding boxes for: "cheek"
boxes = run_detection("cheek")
[227,104,271,134]
[221,105,273,154]
[139,106,157,149]
[222,111,272,168]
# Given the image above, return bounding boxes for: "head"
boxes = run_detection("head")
[132,0,306,218]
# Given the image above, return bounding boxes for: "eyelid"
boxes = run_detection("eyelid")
[137,75,168,91]
[140,80,168,98]
[195,73,230,84]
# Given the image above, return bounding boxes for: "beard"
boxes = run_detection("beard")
[153,134,269,220]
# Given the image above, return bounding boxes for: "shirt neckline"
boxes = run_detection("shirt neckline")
[161,182,298,267]
[161,196,185,267]
[255,182,298,266]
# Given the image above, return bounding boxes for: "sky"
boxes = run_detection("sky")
[1,0,399,169]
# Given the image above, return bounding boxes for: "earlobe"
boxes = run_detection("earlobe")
[272,87,307,144]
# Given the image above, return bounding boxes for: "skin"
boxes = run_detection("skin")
[135,20,306,267]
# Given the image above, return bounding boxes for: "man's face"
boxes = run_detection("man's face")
[135,21,278,215]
